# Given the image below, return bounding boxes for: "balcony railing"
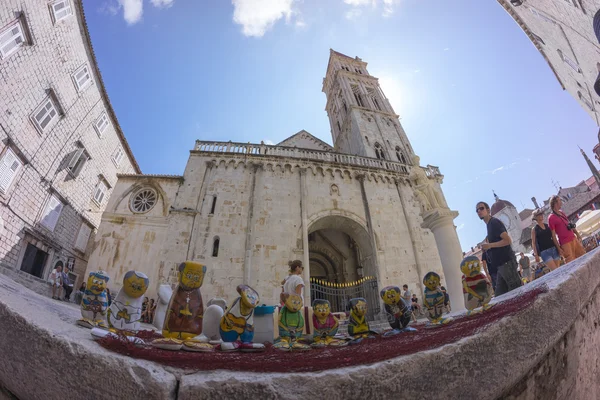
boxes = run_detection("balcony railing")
[194,140,416,174]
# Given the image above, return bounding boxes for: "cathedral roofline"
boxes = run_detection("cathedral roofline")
[276,130,334,151]
[117,173,184,180]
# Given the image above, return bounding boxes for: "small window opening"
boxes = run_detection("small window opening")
[210,196,217,214]
[212,237,220,257]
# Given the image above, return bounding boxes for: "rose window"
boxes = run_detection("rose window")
[130,188,157,213]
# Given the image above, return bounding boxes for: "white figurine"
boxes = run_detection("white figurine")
[108,271,149,332]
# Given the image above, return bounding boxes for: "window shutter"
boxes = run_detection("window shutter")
[68,148,84,170]
[41,196,63,231]
[0,149,20,192]
[75,224,91,251]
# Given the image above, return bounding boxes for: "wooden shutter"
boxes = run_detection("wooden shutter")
[75,224,91,251]
[67,147,84,170]
[41,196,63,231]
[0,149,21,192]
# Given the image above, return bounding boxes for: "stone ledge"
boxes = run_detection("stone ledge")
[0,275,177,400]
[1,250,600,399]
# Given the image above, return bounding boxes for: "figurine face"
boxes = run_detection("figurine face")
[460,257,482,278]
[87,272,109,295]
[178,262,206,290]
[353,300,367,317]
[424,273,441,291]
[313,301,331,320]
[284,293,303,312]
[238,285,260,309]
[122,271,149,298]
[380,287,401,305]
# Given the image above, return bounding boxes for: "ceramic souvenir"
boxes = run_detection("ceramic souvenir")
[219,285,265,352]
[275,293,310,351]
[311,299,346,347]
[380,286,416,336]
[77,270,110,329]
[423,272,453,326]
[194,298,227,344]
[162,261,206,340]
[181,340,214,352]
[151,338,184,351]
[153,284,173,331]
[90,327,144,345]
[460,256,494,316]
[347,297,376,343]
[108,271,149,332]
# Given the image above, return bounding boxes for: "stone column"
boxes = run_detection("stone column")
[356,174,380,279]
[187,161,214,261]
[299,168,311,305]
[421,209,465,311]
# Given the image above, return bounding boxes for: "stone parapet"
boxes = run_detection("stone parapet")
[2,250,600,399]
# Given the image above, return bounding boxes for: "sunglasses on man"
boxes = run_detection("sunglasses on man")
[476,206,485,212]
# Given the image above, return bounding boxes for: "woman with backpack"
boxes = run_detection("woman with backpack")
[531,208,563,271]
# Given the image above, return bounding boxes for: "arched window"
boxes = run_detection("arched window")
[212,237,220,257]
[395,146,406,163]
[365,136,369,145]
[374,143,385,160]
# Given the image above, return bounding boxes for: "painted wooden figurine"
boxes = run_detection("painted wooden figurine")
[219,285,265,352]
[423,272,453,326]
[195,298,227,344]
[77,270,110,329]
[380,286,416,336]
[162,261,206,340]
[461,256,494,316]
[311,299,346,347]
[107,271,149,332]
[348,297,376,343]
[275,293,310,351]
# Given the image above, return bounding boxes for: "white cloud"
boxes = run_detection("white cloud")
[343,0,399,18]
[345,8,363,19]
[119,0,143,24]
[150,0,174,7]
[456,223,465,231]
[263,139,275,145]
[232,0,296,37]
[382,0,399,17]
[344,0,374,5]
[444,47,450,51]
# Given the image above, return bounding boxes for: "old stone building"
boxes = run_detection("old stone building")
[0,0,139,291]
[497,0,600,124]
[86,50,465,313]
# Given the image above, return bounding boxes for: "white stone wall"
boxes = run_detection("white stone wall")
[87,152,448,306]
[0,0,138,289]
[499,0,600,124]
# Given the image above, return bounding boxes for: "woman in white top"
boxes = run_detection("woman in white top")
[281,260,305,304]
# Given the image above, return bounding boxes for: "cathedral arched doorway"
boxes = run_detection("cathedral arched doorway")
[305,214,380,319]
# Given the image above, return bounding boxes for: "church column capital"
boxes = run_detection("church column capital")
[420,209,459,231]
[355,173,366,182]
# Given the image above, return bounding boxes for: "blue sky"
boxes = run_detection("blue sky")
[85,0,598,251]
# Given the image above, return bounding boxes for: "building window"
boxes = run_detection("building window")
[72,64,92,92]
[0,148,22,194]
[94,113,109,137]
[367,87,382,111]
[337,120,342,133]
[130,188,158,213]
[578,91,594,111]
[0,18,26,59]
[67,145,89,178]
[212,237,220,257]
[112,147,124,167]
[31,96,60,134]
[365,136,369,145]
[374,143,385,160]
[210,196,217,215]
[93,180,108,205]
[50,0,72,23]
[396,146,407,163]
[530,32,545,45]
[557,49,581,73]
[351,85,365,107]
[20,243,49,278]
[74,223,92,252]
[40,195,63,231]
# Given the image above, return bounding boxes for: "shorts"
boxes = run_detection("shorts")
[52,280,61,287]
[561,239,586,263]
[540,247,560,263]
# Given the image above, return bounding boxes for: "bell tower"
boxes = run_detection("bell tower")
[322,49,413,163]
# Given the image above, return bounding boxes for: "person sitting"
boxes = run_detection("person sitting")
[49,265,63,300]
[62,267,74,302]
[411,293,422,315]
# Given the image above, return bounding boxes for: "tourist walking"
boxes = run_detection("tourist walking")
[518,253,532,283]
[281,260,305,304]
[401,284,412,308]
[531,209,563,271]
[477,201,522,296]
[548,196,585,263]
[62,267,74,301]
[49,265,63,300]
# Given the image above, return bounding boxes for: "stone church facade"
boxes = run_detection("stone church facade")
[0,0,138,292]
[86,50,465,310]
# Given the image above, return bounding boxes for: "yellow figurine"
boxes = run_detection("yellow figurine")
[77,271,110,329]
[162,261,206,340]
[274,293,310,351]
[380,286,416,336]
[423,272,453,326]
[219,285,265,352]
[348,297,376,344]
[108,271,149,332]
[311,299,346,347]
[460,256,494,316]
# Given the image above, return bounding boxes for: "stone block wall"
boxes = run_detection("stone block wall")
[0,0,138,291]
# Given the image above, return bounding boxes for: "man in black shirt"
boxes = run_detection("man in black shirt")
[477,201,522,296]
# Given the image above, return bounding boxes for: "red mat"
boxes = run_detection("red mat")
[98,285,547,373]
